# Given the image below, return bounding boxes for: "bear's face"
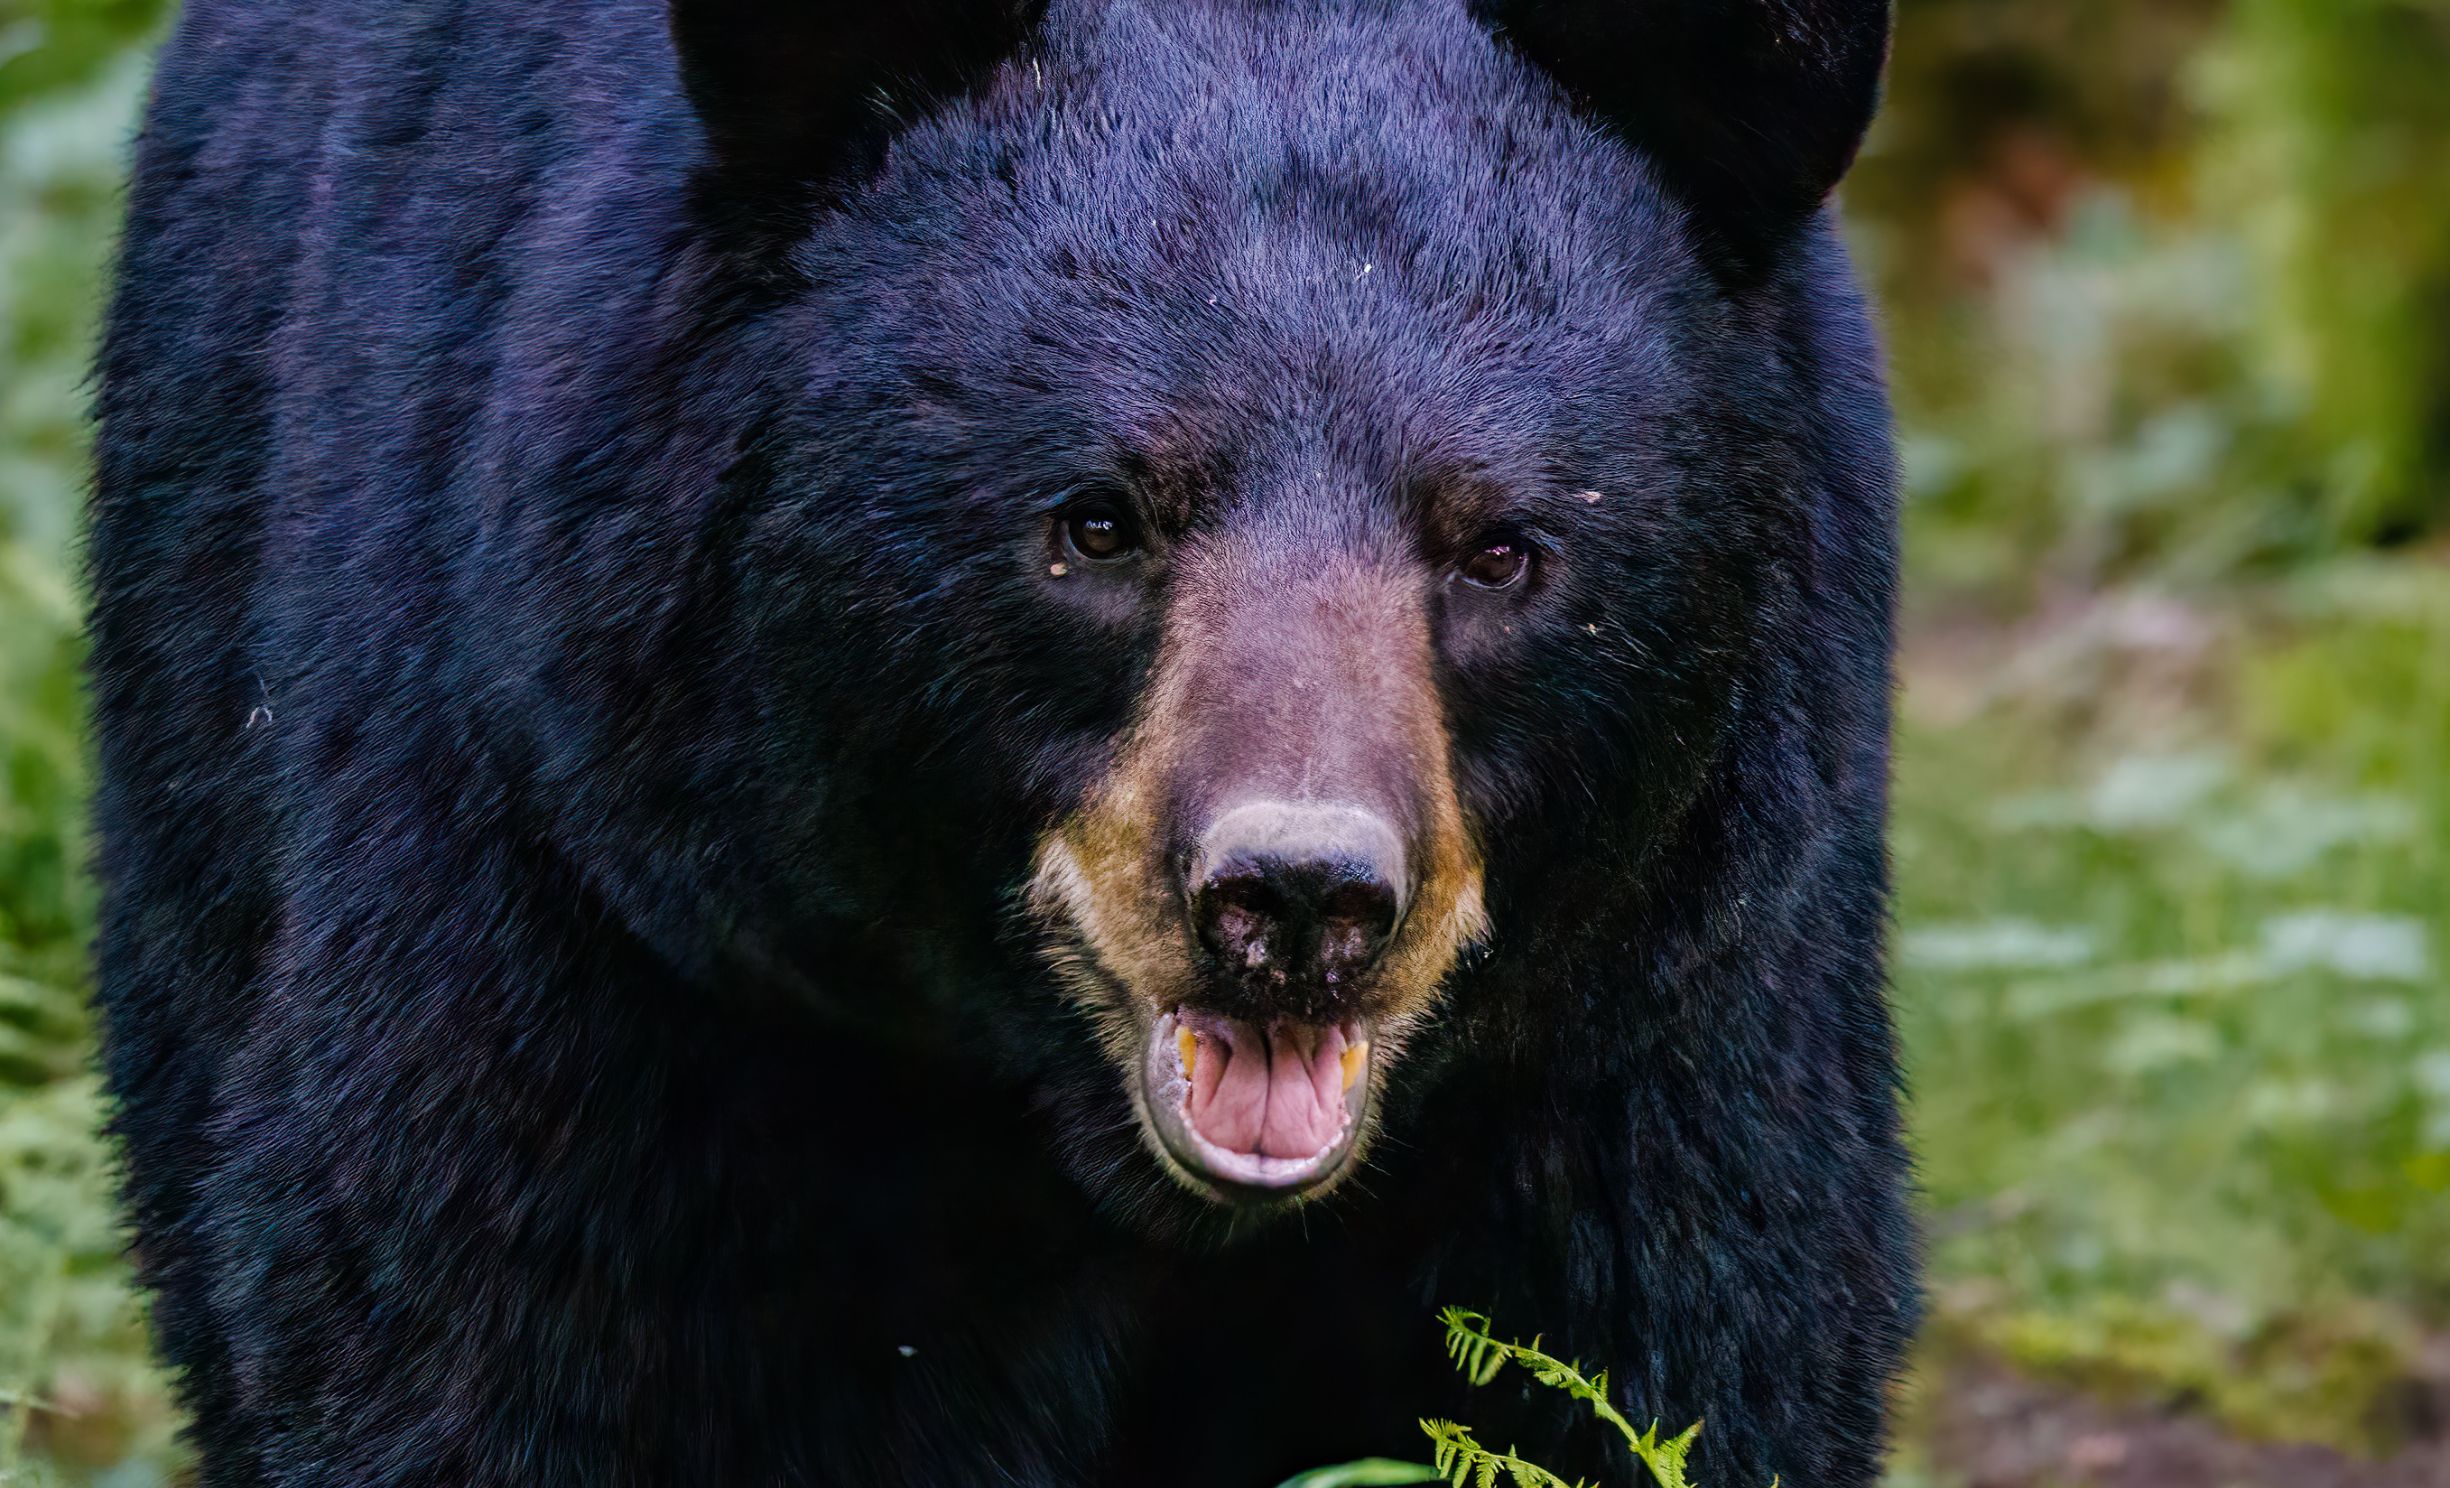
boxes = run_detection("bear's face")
[714,0,1885,1217]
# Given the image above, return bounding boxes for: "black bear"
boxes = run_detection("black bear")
[88,1,1913,1483]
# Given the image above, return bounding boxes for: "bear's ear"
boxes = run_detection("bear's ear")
[1471,0,1891,269]
[670,0,1046,190]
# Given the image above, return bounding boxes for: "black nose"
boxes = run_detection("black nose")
[1190,803,1407,988]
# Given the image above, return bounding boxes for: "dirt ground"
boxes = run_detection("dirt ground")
[1919,1356,2450,1488]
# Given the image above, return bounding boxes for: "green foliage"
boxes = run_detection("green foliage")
[1287,1310,1732,1488]
[1860,0,2450,597]
[2198,0,2450,543]
[0,1,168,110]
[1274,1460,1445,1488]
[1419,1421,1588,1488]
[1890,202,2330,599]
[1895,568,2450,1451]
[1420,1311,1719,1488]
[0,6,175,1481]
[0,58,141,962]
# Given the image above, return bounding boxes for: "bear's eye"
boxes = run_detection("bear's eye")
[1059,502,1142,565]
[1459,539,1530,591]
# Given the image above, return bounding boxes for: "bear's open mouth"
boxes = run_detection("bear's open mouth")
[1140,1008,1370,1200]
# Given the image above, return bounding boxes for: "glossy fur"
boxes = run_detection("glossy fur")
[89,1,1914,1483]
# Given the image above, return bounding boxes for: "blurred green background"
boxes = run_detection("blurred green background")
[2,1,2445,1483]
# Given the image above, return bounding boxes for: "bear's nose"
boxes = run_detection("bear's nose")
[1189,803,1407,989]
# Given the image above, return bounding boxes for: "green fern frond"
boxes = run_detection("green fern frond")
[1419,1419,1590,1488]
[1433,1309,1724,1488]
[1436,1309,1641,1447]
[1619,1419,1703,1488]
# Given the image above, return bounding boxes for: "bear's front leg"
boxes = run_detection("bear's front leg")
[183,811,1134,1486]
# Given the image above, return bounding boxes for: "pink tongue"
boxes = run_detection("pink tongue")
[1184,1019,1348,1160]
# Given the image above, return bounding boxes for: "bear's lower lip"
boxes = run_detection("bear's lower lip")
[1140,1009,1371,1201]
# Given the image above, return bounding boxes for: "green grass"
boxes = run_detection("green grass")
[1,24,182,1485]
[1895,563,2450,1453]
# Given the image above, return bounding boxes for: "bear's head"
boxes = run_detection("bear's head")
[628,0,1889,1221]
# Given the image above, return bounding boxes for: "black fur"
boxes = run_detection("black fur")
[1472,0,1892,269]
[89,1,1914,1483]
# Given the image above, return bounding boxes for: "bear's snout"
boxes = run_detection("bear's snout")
[1026,540,1492,1204]
[1187,800,1408,1017]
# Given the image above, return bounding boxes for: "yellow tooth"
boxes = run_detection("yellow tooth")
[1178,1028,1199,1079]
[1341,1040,1369,1092]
